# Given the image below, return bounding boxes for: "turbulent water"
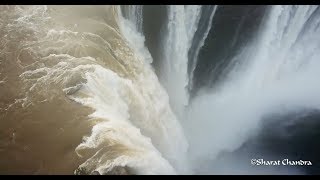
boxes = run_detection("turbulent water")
[1,5,320,175]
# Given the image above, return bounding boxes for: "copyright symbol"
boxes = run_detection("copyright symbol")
[251,159,256,165]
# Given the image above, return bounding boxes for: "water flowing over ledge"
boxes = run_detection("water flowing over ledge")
[1,5,320,175]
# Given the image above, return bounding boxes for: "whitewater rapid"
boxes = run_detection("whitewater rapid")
[0,5,188,175]
[1,5,320,175]
[58,6,189,174]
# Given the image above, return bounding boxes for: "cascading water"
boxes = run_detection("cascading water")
[1,5,320,175]
[187,5,218,92]
[184,5,320,174]
[121,5,143,33]
[158,5,202,118]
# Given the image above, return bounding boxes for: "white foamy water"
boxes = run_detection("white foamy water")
[1,5,188,174]
[2,5,320,175]
[184,5,320,174]
[67,6,190,174]
[158,5,202,118]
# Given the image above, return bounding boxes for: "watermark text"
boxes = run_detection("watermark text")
[251,159,312,166]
